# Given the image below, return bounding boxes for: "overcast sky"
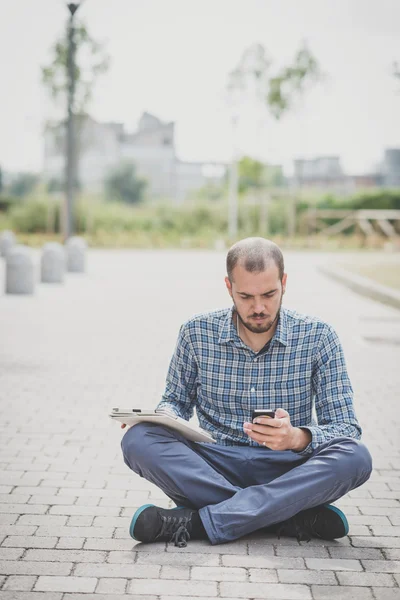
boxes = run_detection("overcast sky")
[1,0,399,175]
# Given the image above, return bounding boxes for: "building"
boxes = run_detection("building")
[43,112,226,202]
[383,149,400,188]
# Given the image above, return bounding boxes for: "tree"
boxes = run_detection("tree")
[41,18,110,190]
[238,156,285,193]
[42,21,110,115]
[9,173,39,198]
[104,163,147,204]
[226,42,321,238]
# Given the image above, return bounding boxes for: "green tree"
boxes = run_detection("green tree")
[238,157,285,193]
[9,173,39,198]
[41,21,110,114]
[104,163,147,204]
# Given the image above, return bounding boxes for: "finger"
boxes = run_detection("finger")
[251,419,283,430]
[275,408,290,419]
[121,423,126,429]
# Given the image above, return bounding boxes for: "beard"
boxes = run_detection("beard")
[234,293,283,335]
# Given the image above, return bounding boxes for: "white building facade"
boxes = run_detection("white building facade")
[43,112,225,202]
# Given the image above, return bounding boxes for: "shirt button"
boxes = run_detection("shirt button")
[251,387,255,393]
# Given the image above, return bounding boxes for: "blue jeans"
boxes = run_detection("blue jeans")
[121,423,372,545]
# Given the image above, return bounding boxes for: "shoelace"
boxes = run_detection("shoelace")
[158,515,191,548]
[276,512,319,543]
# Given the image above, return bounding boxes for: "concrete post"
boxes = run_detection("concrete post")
[0,230,16,258]
[66,236,87,273]
[5,245,35,294]
[41,242,66,283]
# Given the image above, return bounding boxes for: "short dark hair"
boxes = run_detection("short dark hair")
[226,237,285,282]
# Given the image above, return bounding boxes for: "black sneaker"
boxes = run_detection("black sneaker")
[272,504,349,542]
[129,504,197,548]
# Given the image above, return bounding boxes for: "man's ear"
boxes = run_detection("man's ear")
[225,276,233,297]
[282,273,287,294]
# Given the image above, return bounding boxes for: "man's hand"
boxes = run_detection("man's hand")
[243,408,311,452]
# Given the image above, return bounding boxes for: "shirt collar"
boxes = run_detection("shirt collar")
[218,306,289,347]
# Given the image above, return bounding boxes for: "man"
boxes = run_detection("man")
[121,237,372,548]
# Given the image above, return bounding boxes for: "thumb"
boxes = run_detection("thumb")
[275,408,290,419]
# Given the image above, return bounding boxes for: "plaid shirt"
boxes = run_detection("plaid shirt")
[157,307,361,455]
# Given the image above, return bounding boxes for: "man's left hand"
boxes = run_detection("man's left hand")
[243,408,311,452]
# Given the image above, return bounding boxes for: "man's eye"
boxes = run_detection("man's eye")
[263,293,274,298]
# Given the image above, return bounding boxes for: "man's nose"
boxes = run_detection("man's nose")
[253,299,266,314]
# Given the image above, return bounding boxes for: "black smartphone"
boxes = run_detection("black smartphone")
[252,409,276,423]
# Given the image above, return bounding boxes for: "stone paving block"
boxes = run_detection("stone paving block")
[0,505,48,515]
[0,549,24,561]
[167,540,248,555]
[352,536,400,548]
[0,517,17,527]
[128,578,218,597]
[135,551,220,567]
[362,560,400,572]
[277,569,337,584]
[92,516,130,528]
[28,496,76,506]
[0,593,63,600]
[222,555,306,569]
[95,578,127,594]
[0,527,37,537]
[0,561,72,576]
[55,538,85,550]
[2,575,37,591]
[337,571,395,586]
[328,546,384,559]
[220,581,312,599]
[74,563,161,579]
[35,576,97,593]
[275,545,330,558]
[159,565,191,579]
[0,495,31,505]
[305,558,362,571]
[16,516,67,527]
[191,566,248,582]
[311,586,374,599]
[386,549,400,559]
[66,516,94,527]
[35,526,114,538]
[2,537,58,549]
[49,505,119,517]
[83,539,138,552]
[65,596,158,600]
[23,550,107,563]
[371,589,400,600]
[372,526,400,536]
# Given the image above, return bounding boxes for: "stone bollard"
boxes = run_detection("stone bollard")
[66,236,87,273]
[5,245,35,294]
[0,230,16,258]
[41,242,65,283]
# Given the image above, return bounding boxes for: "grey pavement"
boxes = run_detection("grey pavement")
[0,248,399,600]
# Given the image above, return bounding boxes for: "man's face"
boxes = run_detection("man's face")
[225,263,287,335]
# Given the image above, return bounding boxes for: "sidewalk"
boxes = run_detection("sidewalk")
[0,249,399,600]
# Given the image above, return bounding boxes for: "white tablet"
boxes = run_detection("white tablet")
[109,408,215,444]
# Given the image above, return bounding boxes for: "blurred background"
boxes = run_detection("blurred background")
[1,0,400,268]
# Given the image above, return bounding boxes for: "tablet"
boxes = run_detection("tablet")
[109,408,215,444]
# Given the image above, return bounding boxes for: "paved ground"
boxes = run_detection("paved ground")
[0,248,399,600]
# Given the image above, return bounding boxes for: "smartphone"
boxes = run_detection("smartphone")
[252,409,276,423]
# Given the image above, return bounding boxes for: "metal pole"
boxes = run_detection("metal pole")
[65,3,79,240]
[228,116,239,240]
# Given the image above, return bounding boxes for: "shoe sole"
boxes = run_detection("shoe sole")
[129,504,155,540]
[324,504,349,537]
[129,504,185,540]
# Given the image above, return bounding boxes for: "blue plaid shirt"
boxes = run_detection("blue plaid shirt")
[157,307,361,455]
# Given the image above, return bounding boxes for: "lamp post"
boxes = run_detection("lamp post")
[65,2,81,240]
[226,69,244,241]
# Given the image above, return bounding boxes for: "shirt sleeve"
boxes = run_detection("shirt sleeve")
[297,325,362,456]
[156,324,198,421]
